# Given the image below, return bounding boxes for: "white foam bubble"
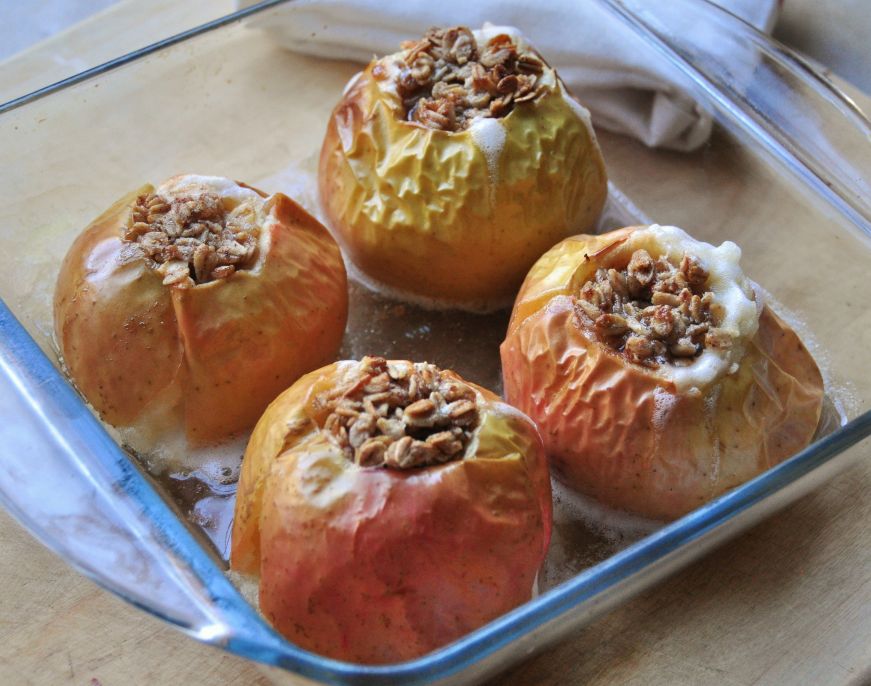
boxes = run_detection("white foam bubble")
[651,387,677,434]
[469,117,506,185]
[187,434,249,478]
[156,174,264,206]
[117,422,250,477]
[702,384,721,424]
[371,57,404,99]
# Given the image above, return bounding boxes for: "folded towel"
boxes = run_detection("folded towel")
[242,0,779,150]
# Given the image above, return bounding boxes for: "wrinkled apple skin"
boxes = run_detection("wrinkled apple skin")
[231,361,552,664]
[318,58,607,307]
[500,229,824,520]
[54,183,348,447]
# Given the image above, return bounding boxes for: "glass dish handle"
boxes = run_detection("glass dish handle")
[597,0,871,236]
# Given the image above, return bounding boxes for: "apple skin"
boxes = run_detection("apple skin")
[54,180,348,448]
[231,361,552,664]
[318,46,607,308]
[500,228,824,520]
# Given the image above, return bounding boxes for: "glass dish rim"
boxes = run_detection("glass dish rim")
[4,297,870,685]
[2,1,871,683]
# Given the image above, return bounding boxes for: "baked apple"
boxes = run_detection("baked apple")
[501,225,824,520]
[54,175,348,453]
[231,356,552,663]
[319,25,607,309]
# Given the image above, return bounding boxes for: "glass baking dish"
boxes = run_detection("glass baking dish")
[1,0,870,684]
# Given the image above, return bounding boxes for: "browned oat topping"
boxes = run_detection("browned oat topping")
[391,26,546,131]
[316,356,480,469]
[122,191,259,288]
[576,250,732,368]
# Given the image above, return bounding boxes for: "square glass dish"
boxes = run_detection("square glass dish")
[1,0,870,684]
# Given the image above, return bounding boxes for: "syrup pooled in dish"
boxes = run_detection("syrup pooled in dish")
[319,25,607,310]
[54,175,348,459]
[231,356,552,664]
[501,225,824,519]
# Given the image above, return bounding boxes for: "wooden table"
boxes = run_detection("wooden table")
[1,3,870,685]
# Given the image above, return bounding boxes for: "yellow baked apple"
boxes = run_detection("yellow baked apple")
[319,25,607,310]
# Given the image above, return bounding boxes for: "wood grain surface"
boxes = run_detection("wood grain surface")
[1,2,870,685]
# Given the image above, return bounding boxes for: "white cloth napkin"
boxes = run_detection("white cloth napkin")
[242,0,779,150]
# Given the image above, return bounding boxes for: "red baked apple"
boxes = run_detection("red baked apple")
[501,225,824,520]
[231,356,552,663]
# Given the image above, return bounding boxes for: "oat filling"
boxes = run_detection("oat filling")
[317,356,480,469]
[384,26,546,131]
[576,249,733,368]
[123,191,259,288]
